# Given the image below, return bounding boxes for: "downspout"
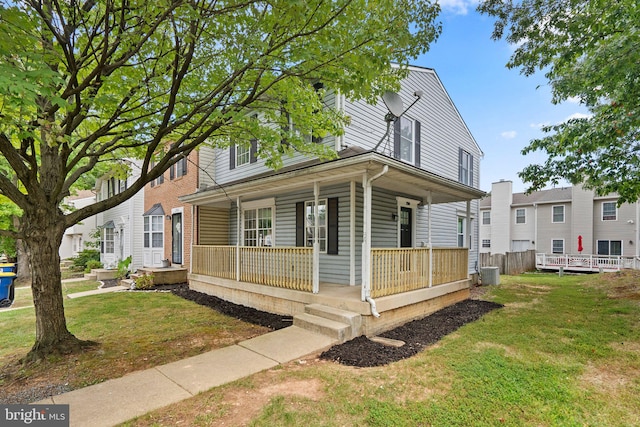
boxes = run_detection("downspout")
[362,165,389,318]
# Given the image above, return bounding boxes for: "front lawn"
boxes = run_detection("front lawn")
[0,288,270,402]
[124,271,640,427]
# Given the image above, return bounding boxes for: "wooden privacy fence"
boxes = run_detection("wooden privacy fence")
[191,245,313,291]
[370,247,468,298]
[480,250,536,275]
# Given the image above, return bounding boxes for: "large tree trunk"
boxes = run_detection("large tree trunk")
[21,214,95,363]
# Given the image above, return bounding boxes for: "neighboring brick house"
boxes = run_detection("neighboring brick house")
[480,180,640,257]
[143,150,198,268]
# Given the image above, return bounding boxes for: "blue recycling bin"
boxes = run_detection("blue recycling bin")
[0,263,16,272]
[0,272,16,307]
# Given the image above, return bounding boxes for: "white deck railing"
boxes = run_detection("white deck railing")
[536,253,640,272]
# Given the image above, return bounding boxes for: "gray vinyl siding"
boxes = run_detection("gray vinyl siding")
[212,91,337,186]
[594,199,636,255]
[197,145,217,190]
[536,203,571,254]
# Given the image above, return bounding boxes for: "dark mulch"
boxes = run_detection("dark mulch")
[169,284,503,368]
[319,299,503,367]
[170,284,293,330]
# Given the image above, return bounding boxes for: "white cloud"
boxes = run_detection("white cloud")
[566,96,581,104]
[501,130,517,139]
[437,0,479,15]
[564,112,592,121]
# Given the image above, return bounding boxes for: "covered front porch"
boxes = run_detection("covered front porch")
[183,150,484,337]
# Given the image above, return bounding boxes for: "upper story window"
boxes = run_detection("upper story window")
[107,177,127,197]
[150,159,164,187]
[170,156,188,179]
[236,144,251,167]
[515,208,526,224]
[458,149,473,186]
[602,202,617,221]
[394,117,421,167]
[230,113,258,170]
[552,205,565,223]
[482,211,490,225]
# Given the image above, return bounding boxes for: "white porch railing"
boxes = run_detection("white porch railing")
[536,253,640,272]
[370,247,468,298]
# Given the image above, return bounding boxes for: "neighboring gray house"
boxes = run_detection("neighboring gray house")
[95,160,145,270]
[480,180,640,257]
[182,65,485,338]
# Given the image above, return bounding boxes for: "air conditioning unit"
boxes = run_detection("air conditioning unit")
[481,267,500,285]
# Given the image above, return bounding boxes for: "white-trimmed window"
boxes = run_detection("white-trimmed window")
[399,116,415,163]
[515,208,526,224]
[552,239,564,254]
[236,144,250,167]
[304,199,327,253]
[144,216,163,248]
[104,228,114,253]
[602,202,617,221]
[482,239,491,248]
[242,199,274,247]
[552,205,565,223]
[458,149,473,186]
[597,240,622,256]
[482,211,490,225]
[457,217,471,249]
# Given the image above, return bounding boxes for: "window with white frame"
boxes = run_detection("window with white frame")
[515,208,526,224]
[243,202,273,247]
[482,239,491,248]
[143,216,163,248]
[457,217,471,248]
[597,240,622,256]
[399,116,415,164]
[104,228,114,253]
[482,211,490,225]
[552,239,564,254]
[602,202,617,221]
[236,144,250,167]
[304,199,327,253]
[458,149,473,186]
[552,205,565,223]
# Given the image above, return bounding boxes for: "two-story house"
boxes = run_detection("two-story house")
[95,160,145,270]
[60,190,97,260]
[480,180,640,270]
[181,65,485,338]
[143,150,199,268]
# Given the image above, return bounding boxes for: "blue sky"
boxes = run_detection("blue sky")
[413,1,589,193]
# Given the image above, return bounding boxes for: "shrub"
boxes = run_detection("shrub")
[84,259,103,273]
[117,256,132,279]
[72,249,100,270]
[134,273,154,290]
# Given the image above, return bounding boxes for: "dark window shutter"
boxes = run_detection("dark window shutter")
[230,144,236,169]
[250,139,258,163]
[458,148,463,182]
[295,202,305,247]
[158,174,164,185]
[181,157,187,176]
[170,164,175,180]
[414,120,421,168]
[393,119,401,159]
[469,154,474,187]
[327,198,338,255]
[150,179,155,188]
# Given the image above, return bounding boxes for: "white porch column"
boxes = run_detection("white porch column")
[350,180,356,286]
[236,197,242,281]
[313,181,320,294]
[428,192,433,288]
[466,200,471,275]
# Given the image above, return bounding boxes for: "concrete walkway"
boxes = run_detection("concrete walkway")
[36,326,336,427]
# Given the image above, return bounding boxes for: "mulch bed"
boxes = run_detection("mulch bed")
[170,284,503,367]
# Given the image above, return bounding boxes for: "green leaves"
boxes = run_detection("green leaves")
[479,0,640,202]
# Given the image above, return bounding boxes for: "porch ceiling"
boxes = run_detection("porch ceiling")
[181,151,485,207]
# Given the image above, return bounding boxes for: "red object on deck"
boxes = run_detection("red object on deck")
[578,235,583,253]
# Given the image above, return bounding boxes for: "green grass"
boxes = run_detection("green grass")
[9,280,100,309]
[0,288,269,392]
[125,272,640,427]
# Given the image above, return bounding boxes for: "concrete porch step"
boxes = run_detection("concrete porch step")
[293,313,351,343]
[84,273,97,281]
[304,304,362,340]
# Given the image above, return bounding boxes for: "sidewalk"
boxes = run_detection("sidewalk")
[36,326,336,427]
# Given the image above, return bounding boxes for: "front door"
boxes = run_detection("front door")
[172,212,183,264]
[400,207,412,248]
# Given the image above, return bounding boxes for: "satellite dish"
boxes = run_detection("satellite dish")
[382,91,404,117]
